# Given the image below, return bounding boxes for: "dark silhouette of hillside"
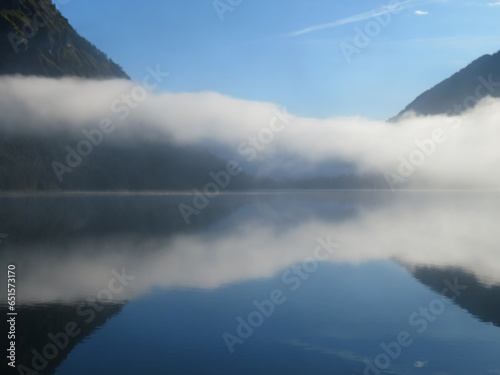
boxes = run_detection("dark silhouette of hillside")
[0,0,128,78]
[409,265,500,327]
[391,50,500,120]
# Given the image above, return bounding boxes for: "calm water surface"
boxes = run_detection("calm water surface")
[1,191,500,375]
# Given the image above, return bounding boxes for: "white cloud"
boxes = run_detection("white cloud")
[276,0,419,38]
[414,10,429,14]
[4,188,500,303]
[488,1,500,6]
[3,76,500,188]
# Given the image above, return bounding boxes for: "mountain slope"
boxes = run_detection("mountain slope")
[392,50,500,120]
[0,1,372,191]
[0,1,250,191]
[0,0,128,78]
[409,265,500,328]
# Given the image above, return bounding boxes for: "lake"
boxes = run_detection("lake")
[1,191,500,374]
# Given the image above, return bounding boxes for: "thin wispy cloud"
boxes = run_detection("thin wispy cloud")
[415,10,429,14]
[488,1,500,5]
[276,0,418,38]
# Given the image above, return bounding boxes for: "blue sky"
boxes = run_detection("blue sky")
[56,0,500,120]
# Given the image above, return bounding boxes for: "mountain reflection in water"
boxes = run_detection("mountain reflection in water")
[1,191,500,375]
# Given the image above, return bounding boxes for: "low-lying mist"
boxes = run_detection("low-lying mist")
[2,75,500,188]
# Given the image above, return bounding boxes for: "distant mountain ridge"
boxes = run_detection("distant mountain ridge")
[0,1,425,191]
[0,0,128,78]
[392,50,500,120]
[0,0,246,191]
